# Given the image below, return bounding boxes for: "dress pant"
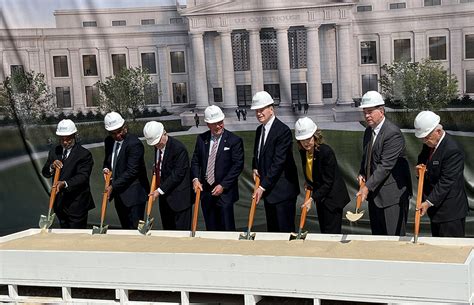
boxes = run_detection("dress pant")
[201,182,236,231]
[57,210,88,229]
[431,218,465,237]
[368,198,408,236]
[264,197,297,233]
[114,196,145,229]
[316,203,343,234]
[159,198,192,230]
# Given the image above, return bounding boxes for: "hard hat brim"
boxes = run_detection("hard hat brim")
[204,113,225,124]
[105,119,125,131]
[358,102,385,109]
[250,101,274,110]
[146,135,162,146]
[295,125,318,141]
[56,130,77,136]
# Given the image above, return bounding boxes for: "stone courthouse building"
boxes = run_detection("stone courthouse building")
[1,0,474,110]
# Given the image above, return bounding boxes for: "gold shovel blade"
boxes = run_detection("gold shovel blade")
[289,230,308,241]
[39,213,56,230]
[137,218,154,235]
[92,224,108,235]
[346,210,364,222]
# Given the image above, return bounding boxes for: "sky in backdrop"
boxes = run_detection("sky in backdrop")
[0,0,183,29]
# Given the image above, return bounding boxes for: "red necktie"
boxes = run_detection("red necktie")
[155,149,162,187]
[428,147,435,161]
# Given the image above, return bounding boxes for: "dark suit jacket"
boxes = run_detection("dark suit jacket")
[359,119,412,208]
[103,133,149,207]
[300,143,350,212]
[417,133,468,223]
[42,144,95,217]
[191,129,244,204]
[159,136,192,212]
[252,117,300,203]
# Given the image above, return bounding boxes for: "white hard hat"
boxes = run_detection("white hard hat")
[294,117,318,141]
[204,105,225,124]
[414,111,440,138]
[56,119,77,136]
[104,112,125,131]
[359,91,385,108]
[251,91,274,110]
[143,121,164,146]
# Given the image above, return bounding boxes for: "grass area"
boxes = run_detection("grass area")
[1,129,473,236]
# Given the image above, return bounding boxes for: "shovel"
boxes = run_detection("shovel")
[239,176,261,240]
[39,167,61,230]
[92,171,113,234]
[137,172,157,235]
[346,178,366,222]
[414,164,427,244]
[290,188,313,240]
[190,188,201,237]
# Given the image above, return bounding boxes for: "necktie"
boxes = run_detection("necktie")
[155,149,162,187]
[62,149,68,161]
[306,150,313,183]
[258,125,266,161]
[206,137,219,185]
[428,147,435,161]
[112,142,121,173]
[366,129,374,179]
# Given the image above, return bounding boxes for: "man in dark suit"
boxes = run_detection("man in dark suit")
[414,111,468,237]
[357,91,412,236]
[191,105,244,231]
[251,91,300,233]
[42,119,95,228]
[103,112,149,229]
[144,121,192,230]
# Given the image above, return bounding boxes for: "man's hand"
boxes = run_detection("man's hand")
[52,160,63,170]
[193,179,203,193]
[55,181,66,194]
[253,187,264,205]
[106,185,113,200]
[211,184,224,196]
[150,190,160,201]
[419,201,431,216]
[302,197,313,212]
[357,184,369,202]
[103,168,111,181]
[252,169,259,182]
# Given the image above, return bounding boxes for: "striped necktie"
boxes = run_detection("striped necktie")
[206,137,219,185]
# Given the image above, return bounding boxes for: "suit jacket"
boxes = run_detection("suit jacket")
[159,136,192,212]
[42,144,95,217]
[191,129,244,204]
[417,133,468,223]
[252,117,300,203]
[359,119,412,208]
[103,133,149,207]
[300,143,350,212]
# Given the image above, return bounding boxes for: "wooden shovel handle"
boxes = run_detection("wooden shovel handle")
[146,173,157,217]
[356,178,366,210]
[299,188,313,230]
[414,164,427,238]
[100,171,113,223]
[191,188,201,234]
[48,167,61,211]
[247,176,261,230]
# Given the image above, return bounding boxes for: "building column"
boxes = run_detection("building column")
[0,51,4,81]
[68,49,85,111]
[379,32,392,66]
[336,23,353,104]
[128,47,139,68]
[249,28,264,95]
[450,28,463,94]
[157,45,171,108]
[306,25,322,106]
[414,30,426,63]
[190,31,209,109]
[219,30,237,109]
[98,48,110,80]
[276,27,292,107]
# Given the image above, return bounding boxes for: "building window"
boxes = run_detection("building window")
[429,36,447,60]
[56,87,71,108]
[112,54,127,75]
[390,2,406,9]
[213,88,223,103]
[53,56,69,77]
[236,85,252,107]
[361,41,377,64]
[424,0,441,6]
[232,31,250,71]
[141,53,156,74]
[264,84,280,105]
[466,34,474,59]
[362,74,378,94]
[112,20,126,26]
[357,5,372,12]
[85,85,99,107]
[83,55,98,76]
[141,19,155,25]
[394,39,411,62]
[170,51,185,73]
[145,83,159,105]
[170,17,184,24]
[322,83,332,99]
[82,21,97,27]
[467,70,474,93]
[291,83,307,105]
[172,82,187,104]
[288,27,307,69]
[10,65,24,75]
[260,29,278,70]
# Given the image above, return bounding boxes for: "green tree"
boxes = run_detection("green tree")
[95,67,154,120]
[1,69,55,124]
[379,58,458,110]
